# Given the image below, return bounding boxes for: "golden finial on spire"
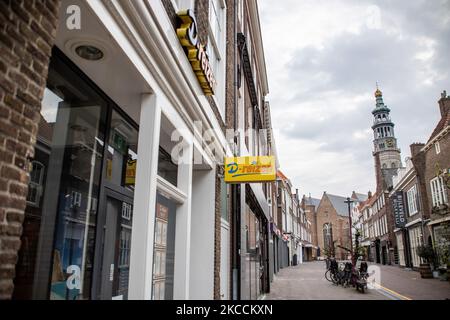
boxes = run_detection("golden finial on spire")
[375,82,382,97]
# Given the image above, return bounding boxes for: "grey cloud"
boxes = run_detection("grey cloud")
[260,0,450,196]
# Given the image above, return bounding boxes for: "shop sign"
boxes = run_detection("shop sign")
[271,223,281,238]
[224,156,276,183]
[125,159,137,186]
[392,191,406,228]
[177,10,216,95]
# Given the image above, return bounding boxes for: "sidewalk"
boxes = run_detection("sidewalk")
[373,263,450,300]
[266,261,450,300]
[266,261,388,300]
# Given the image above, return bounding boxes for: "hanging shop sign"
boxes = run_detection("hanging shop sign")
[392,191,406,228]
[225,156,276,183]
[270,223,282,238]
[177,9,216,95]
[125,159,137,186]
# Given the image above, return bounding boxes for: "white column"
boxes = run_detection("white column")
[173,142,194,299]
[299,245,303,264]
[128,94,161,300]
[189,168,215,299]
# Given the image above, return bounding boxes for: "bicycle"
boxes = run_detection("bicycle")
[331,262,353,287]
[324,258,339,283]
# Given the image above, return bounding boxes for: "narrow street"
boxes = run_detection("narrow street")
[266,261,450,300]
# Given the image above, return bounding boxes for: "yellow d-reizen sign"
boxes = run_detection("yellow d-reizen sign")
[225,156,276,183]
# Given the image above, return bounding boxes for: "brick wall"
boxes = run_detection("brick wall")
[305,204,318,249]
[410,143,431,220]
[424,132,450,214]
[316,194,350,260]
[225,0,236,131]
[0,0,61,299]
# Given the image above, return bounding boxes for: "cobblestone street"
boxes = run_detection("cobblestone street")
[265,261,450,300]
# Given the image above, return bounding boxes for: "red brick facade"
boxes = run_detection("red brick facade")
[422,96,450,230]
[316,194,351,260]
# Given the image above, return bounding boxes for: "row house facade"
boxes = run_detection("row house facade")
[360,89,450,270]
[421,92,450,267]
[390,154,429,269]
[389,92,450,270]
[0,0,278,301]
[358,192,391,264]
[273,171,312,271]
[274,171,292,271]
[292,189,313,264]
[301,195,320,260]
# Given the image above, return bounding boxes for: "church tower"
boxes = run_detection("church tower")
[372,87,402,191]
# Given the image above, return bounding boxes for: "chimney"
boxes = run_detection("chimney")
[368,191,372,198]
[296,188,299,200]
[410,143,425,158]
[438,90,450,118]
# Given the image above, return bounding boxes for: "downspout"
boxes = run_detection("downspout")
[231,0,241,301]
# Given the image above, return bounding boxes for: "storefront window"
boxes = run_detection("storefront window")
[152,192,177,300]
[105,110,138,191]
[158,147,178,186]
[13,49,138,300]
[408,227,423,268]
[13,52,107,300]
[242,204,262,300]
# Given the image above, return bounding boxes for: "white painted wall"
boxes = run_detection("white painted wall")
[189,169,216,299]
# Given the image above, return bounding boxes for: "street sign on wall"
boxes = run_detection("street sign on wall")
[392,191,407,228]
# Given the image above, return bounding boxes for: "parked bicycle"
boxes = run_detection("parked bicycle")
[324,259,369,293]
[331,262,353,287]
[324,258,339,283]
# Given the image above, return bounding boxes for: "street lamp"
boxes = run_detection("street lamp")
[344,197,355,265]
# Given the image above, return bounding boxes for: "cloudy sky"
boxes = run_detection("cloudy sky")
[259,0,450,199]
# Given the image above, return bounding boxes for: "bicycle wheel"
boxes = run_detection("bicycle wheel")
[325,269,333,282]
[331,272,340,285]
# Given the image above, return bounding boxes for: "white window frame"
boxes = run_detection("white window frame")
[122,202,132,220]
[407,185,418,216]
[430,176,448,207]
[27,161,45,207]
[435,141,441,154]
[71,191,82,208]
[206,0,227,119]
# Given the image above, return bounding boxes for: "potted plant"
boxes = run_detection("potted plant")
[416,244,435,279]
[435,242,450,281]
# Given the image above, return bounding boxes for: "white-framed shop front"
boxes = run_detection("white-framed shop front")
[12,0,228,300]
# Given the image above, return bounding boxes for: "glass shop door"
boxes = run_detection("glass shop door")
[98,190,133,300]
